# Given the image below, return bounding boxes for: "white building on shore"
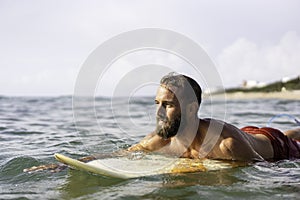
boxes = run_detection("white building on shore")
[242,80,266,89]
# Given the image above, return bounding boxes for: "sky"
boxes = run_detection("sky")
[0,0,299,96]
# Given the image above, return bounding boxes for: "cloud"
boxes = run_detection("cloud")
[95,50,193,96]
[1,1,299,95]
[217,31,300,87]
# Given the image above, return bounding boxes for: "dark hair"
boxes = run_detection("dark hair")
[160,72,202,105]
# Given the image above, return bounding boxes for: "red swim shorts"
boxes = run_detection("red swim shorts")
[241,126,300,161]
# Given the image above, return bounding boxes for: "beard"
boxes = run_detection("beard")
[155,114,183,139]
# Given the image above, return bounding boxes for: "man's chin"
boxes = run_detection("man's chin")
[156,128,177,139]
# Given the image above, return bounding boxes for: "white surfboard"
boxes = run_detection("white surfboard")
[54,153,234,179]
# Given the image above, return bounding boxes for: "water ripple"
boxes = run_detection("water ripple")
[0,96,300,199]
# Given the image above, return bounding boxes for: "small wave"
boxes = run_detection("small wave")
[1,130,45,135]
[0,156,41,183]
[241,160,300,187]
[0,117,22,122]
[28,123,50,127]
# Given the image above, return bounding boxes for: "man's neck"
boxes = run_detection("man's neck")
[173,117,200,149]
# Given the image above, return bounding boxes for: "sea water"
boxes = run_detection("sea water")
[0,96,299,199]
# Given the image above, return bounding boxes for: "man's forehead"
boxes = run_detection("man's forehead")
[157,85,183,99]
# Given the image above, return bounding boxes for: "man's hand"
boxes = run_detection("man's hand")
[23,163,67,173]
[23,154,98,173]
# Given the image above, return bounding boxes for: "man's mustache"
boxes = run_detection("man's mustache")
[156,116,168,123]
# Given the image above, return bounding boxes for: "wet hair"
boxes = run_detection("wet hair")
[160,72,202,105]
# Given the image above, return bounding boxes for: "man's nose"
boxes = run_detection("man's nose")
[156,104,166,118]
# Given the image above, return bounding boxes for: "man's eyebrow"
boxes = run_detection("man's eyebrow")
[155,99,177,104]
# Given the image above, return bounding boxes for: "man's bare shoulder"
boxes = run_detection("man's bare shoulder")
[199,118,235,137]
[200,118,249,138]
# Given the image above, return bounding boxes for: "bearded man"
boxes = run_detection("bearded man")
[24,73,300,173]
[128,73,300,161]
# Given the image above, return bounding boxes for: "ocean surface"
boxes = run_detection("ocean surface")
[0,96,299,199]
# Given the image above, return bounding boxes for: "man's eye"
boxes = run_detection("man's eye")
[166,103,173,108]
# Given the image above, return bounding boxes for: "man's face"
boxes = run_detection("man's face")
[155,86,186,139]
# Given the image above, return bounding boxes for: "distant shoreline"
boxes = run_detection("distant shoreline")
[207,90,300,100]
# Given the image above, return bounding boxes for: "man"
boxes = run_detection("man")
[24,73,300,172]
[128,73,300,161]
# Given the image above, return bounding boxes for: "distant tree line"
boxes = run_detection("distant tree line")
[225,76,300,93]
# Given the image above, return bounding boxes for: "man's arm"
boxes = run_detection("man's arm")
[24,132,158,173]
[24,133,157,173]
[218,135,263,161]
[23,154,105,173]
[23,151,129,173]
[215,123,271,161]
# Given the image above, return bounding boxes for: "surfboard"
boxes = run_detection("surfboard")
[54,153,234,179]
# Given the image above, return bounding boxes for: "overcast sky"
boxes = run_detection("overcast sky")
[0,0,299,96]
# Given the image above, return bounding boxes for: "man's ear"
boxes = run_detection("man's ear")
[187,101,199,117]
